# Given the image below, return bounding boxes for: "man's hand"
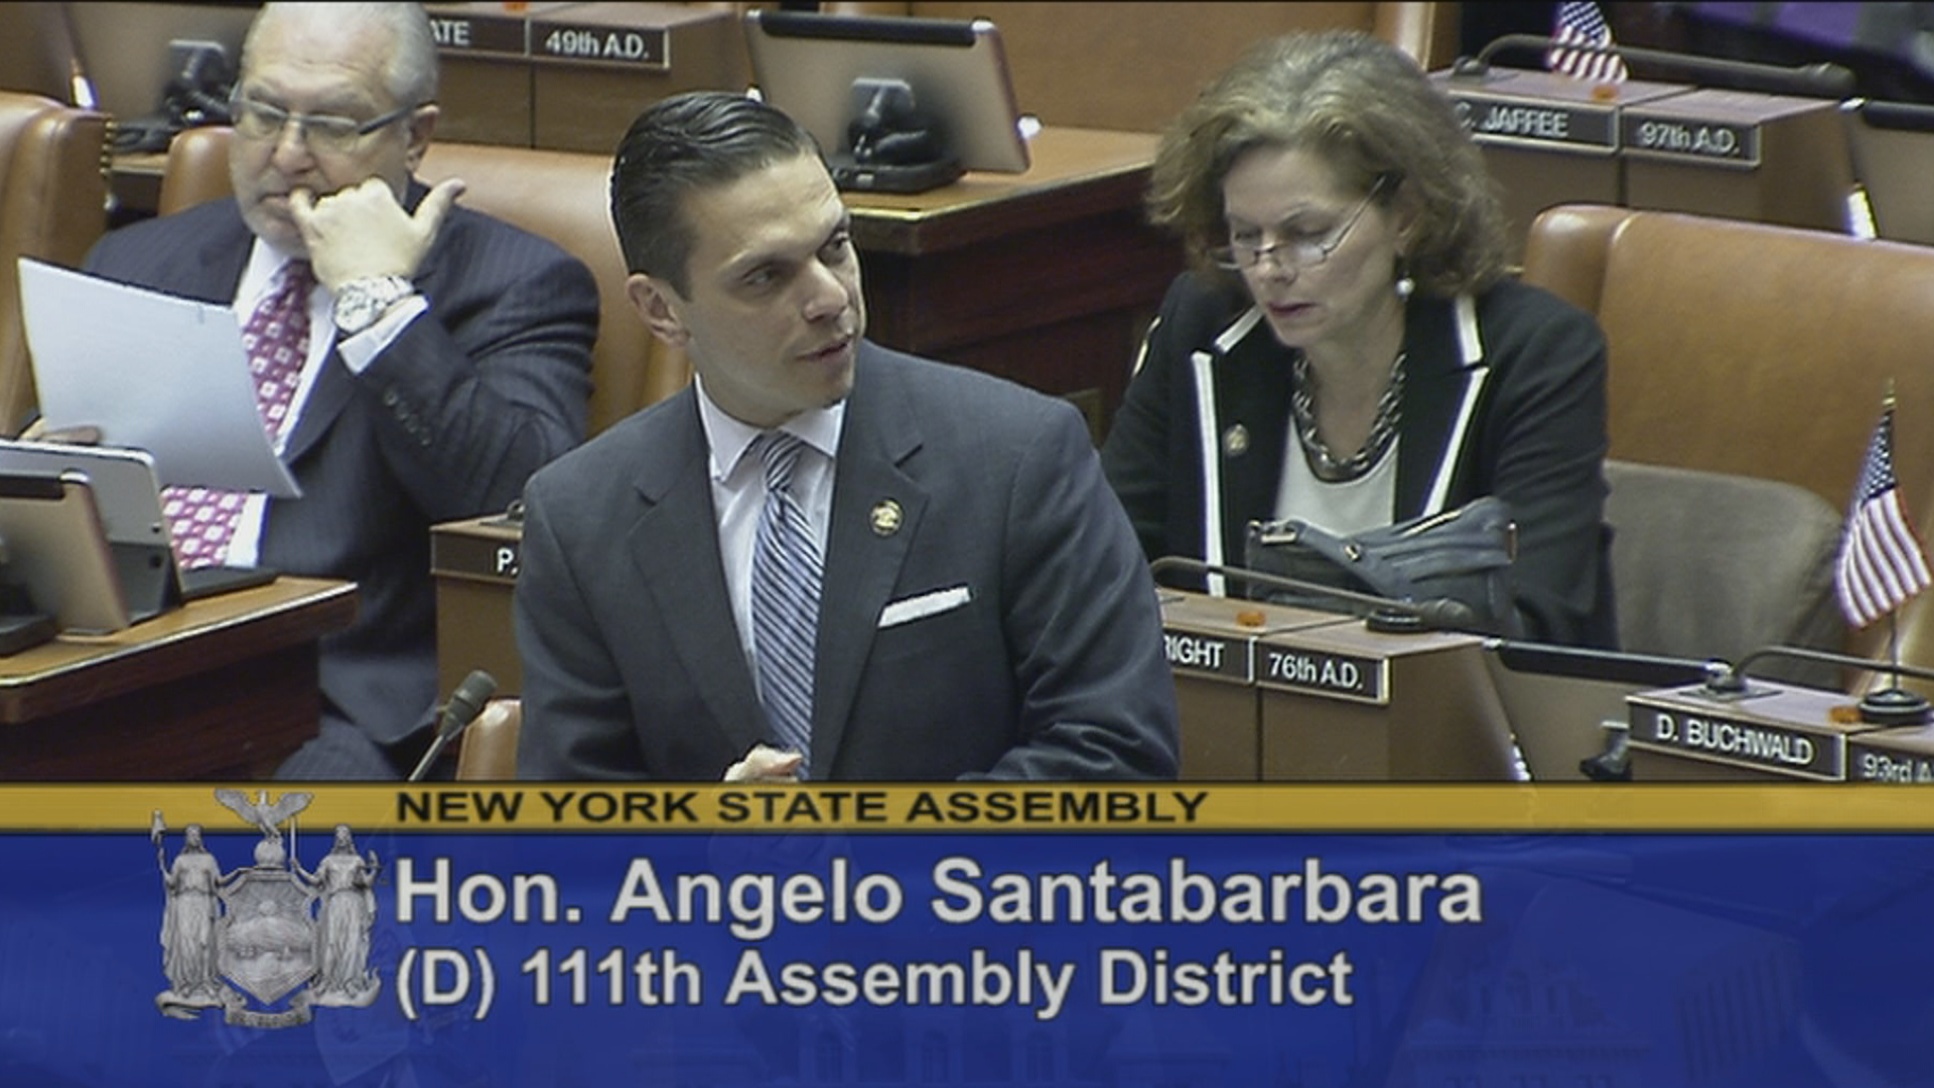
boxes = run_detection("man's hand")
[722,744,805,783]
[288,176,465,291]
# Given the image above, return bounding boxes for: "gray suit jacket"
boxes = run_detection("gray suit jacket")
[515,343,1179,781]
[84,188,596,749]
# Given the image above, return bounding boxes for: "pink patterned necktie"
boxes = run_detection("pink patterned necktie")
[162,259,315,569]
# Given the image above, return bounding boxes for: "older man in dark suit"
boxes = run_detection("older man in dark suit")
[513,92,1177,781]
[82,2,595,778]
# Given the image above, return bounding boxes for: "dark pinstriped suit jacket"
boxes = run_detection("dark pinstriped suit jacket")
[83,185,596,750]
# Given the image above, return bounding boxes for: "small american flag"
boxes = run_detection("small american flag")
[1547,1,1629,84]
[1836,399,1932,628]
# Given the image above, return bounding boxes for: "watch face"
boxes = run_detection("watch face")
[335,278,412,332]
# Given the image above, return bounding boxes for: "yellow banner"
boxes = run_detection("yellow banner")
[3,783,1932,832]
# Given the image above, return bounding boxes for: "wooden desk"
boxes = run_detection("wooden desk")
[847,127,1180,440]
[0,577,358,780]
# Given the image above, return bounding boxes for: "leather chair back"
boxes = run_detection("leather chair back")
[455,698,522,780]
[1522,203,1934,686]
[156,126,689,434]
[1603,460,1845,688]
[0,91,109,433]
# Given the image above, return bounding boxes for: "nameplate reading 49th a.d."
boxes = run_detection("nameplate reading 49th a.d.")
[530,18,670,67]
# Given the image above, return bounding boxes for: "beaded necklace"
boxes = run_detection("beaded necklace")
[1289,351,1406,482]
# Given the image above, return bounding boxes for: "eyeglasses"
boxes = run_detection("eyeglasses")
[1209,173,1396,273]
[229,94,421,154]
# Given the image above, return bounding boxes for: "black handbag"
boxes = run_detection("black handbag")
[1242,496,1520,635]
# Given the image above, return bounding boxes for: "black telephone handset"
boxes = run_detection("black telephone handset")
[0,536,56,655]
[162,46,233,129]
[113,42,235,154]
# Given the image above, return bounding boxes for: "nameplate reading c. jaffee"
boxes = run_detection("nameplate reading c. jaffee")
[1162,628,1253,684]
[1629,702,1842,780]
[1442,91,1618,155]
[1256,646,1387,705]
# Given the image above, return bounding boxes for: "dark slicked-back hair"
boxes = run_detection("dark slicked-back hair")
[610,91,823,297]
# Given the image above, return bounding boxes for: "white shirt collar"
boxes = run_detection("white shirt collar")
[694,375,845,483]
[238,237,314,310]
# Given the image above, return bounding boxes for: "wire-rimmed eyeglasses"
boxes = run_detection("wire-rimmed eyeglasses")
[229,93,423,154]
[1209,172,1398,273]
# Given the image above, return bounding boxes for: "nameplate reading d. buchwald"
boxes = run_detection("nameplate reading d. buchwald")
[1629,703,1842,780]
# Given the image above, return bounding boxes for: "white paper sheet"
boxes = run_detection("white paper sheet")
[17,258,301,498]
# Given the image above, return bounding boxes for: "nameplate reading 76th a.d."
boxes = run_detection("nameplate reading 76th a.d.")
[1257,647,1387,705]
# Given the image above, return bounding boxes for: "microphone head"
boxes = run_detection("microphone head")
[439,669,499,737]
[1411,597,1481,631]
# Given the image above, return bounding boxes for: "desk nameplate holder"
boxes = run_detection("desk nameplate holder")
[430,515,525,698]
[1625,682,1889,782]
[1620,87,1855,234]
[1158,592,1344,780]
[1846,724,1934,784]
[1253,621,1516,782]
[1429,68,1690,260]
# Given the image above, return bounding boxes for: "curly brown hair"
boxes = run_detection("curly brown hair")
[1146,29,1510,296]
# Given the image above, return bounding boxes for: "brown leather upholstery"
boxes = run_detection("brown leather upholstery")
[1521,204,1934,687]
[156,126,689,434]
[1603,460,1845,688]
[455,698,522,780]
[0,91,109,434]
[822,3,1460,133]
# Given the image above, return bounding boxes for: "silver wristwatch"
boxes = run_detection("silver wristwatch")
[332,275,416,335]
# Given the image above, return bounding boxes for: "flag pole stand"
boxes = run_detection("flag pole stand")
[1858,612,1931,725]
[1858,686,1930,726]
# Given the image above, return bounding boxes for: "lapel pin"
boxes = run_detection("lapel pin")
[870,499,903,537]
[1222,423,1250,458]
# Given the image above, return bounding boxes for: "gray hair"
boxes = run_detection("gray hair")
[244,2,439,108]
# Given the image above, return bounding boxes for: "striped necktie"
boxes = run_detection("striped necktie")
[749,430,823,770]
[161,259,314,568]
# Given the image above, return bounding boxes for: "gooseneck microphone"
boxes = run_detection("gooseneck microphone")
[1704,645,1934,726]
[408,669,499,782]
[1483,638,1727,689]
[1148,556,1480,634]
[1450,34,1856,99]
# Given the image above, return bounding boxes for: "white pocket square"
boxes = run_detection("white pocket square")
[878,585,972,629]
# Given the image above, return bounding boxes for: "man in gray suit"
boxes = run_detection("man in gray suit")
[514,92,1178,781]
[82,3,595,778]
